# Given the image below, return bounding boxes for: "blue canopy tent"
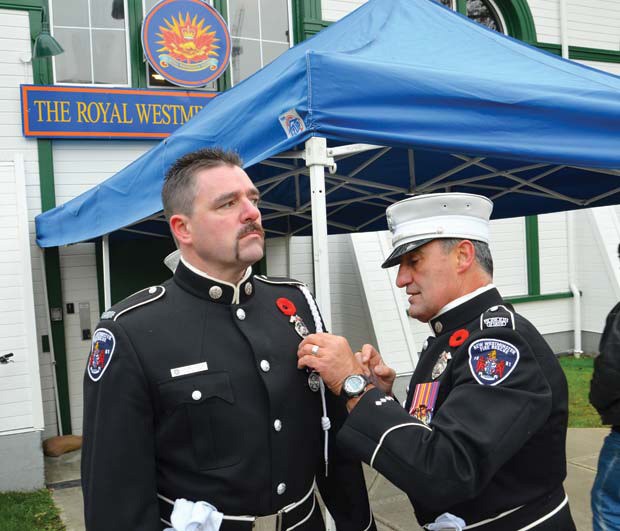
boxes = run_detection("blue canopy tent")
[35,0,620,318]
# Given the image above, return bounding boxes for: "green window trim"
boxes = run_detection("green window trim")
[506,292,574,305]
[534,42,620,64]
[525,215,540,296]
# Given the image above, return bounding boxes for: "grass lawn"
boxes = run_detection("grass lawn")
[0,489,64,530]
[559,355,605,428]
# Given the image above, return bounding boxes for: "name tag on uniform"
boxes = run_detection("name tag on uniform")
[170,362,208,378]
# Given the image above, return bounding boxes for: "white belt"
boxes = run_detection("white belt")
[159,479,316,531]
[424,493,569,531]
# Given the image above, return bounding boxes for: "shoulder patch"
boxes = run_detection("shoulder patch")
[87,328,116,382]
[468,338,520,386]
[480,304,515,330]
[101,285,165,321]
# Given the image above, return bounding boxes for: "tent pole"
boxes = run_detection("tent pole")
[102,235,112,310]
[304,136,335,531]
[305,137,334,330]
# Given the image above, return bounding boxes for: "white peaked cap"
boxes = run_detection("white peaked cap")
[382,193,494,268]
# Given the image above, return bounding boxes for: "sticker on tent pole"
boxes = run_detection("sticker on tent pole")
[279,109,306,138]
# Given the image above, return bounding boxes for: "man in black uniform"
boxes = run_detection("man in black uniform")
[589,243,620,531]
[81,148,375,531]
[298,193,575,530]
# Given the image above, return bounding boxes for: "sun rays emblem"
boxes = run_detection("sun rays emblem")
[142,0,231,87]
[158,12,219,69]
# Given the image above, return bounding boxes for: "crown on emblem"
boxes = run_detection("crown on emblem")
[182,24,196,40]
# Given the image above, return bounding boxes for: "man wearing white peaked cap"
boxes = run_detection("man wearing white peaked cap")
[298,192,576,530]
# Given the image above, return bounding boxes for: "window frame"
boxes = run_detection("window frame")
[49,0,133,87]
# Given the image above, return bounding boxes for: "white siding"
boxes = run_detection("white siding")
[0,9,56,437]
[0,157,42,434]
[530,0,561,43]
[322,0,367,22]
[52,140,156,434]
[577,60,620,76]
[489,217,528,297]
[566,0,620,51]
[576,207,620,333]
[511,297,573,334]
[539,212,569,294]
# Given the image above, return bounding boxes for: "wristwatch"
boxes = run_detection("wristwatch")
[342,374,370,398]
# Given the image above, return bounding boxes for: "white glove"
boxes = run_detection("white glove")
[164,498,224,531]
[425,512,466,530]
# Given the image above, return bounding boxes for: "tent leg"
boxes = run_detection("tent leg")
[305,137,335,531]
[305,137,333,330]
[102,235,112,310]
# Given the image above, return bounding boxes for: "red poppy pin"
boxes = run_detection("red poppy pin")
[449,329,469,347]
[276,297,309,338]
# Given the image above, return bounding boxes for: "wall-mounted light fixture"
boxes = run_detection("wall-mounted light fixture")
[33,8,64,59]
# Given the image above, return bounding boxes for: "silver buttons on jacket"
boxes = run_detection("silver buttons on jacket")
[148,286,157,294]
[209,286,223,300]
[273,419,282,432]
[244,282,253,296]
[434,321,443,334]
[236,308,246,320]
[191,390,202,401]
[276,483,286,495]
[260,360,271,372]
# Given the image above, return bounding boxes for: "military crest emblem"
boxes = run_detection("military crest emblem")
[468,338,519,386]
[87,328,116,382]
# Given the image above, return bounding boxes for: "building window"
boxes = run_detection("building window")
[50,0,131,85]
[437,0,505,34]
[227,0,291,85]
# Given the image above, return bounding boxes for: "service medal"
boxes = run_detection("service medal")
[431,350,452,380]
[308,371,321,392]
[291,315,309,338]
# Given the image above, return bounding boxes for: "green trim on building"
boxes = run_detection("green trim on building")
[525,216,540,296]
[495,0,536,42]
[292,0,328,43]
[506,291,573,305]
[128,0,147,87]
[535,42,620,64]
[43,248,72,434]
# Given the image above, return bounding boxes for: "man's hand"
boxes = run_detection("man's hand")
[297,333,364,395]
[355,344,396,396]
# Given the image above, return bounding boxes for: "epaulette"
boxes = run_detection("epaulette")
[100,286,165,321]
[254,274,305,287]
[479,304,515,330]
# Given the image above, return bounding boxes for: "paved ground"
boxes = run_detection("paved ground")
[45,428,608,530]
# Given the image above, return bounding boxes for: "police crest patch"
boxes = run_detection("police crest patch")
[468,338,519,386]
[87,328,115,382]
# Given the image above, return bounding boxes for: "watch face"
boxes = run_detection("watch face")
[344,374,367,396]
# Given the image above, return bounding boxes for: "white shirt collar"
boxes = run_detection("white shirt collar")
[429,283,496,333]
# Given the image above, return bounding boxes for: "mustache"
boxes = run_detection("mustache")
[237,222,265,240]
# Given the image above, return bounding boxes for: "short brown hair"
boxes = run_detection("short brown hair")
[162,147,243,220]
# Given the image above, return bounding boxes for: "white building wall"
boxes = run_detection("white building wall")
[576,207,620,334]
[52,140,155,434]
[538,211,569,294]
[0,8,57,439]
[322,0,366,22]
[489,217,528,297]
[529,0,561,43]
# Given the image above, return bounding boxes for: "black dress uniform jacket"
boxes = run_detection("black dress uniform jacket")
[591,301,620,428]
[82,261,375,531]
[339,287,575,530]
